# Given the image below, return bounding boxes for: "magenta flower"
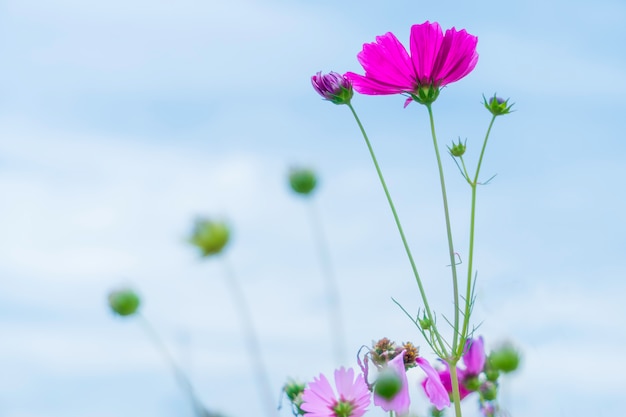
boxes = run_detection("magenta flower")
[345,21,478,105]
[423,364,471,401]
[311,71,354,105]
[301,367,371,417]
[416,357,451,410]
[463,336,486,375]
[374,351,410,415]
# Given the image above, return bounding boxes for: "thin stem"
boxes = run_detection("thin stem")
[447,359,464,417]
[425,103,461,355]
[137,313,208,417]
[458,115,497,356]
[220,257,278,417]
[306,197,347,365]
[346,102,447,356]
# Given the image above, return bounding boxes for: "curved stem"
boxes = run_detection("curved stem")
[425,103,461,355]
[347,102,447,356]
[137,313,208,417]
[306,197,347,365]
[220,257,278,417]
[458,115,497,356]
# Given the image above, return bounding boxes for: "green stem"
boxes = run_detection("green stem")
[458,115,497,356]
[306,197,346,365]
[425,103,461,355]
[221,257,278,417]
[137,313,208,417]
[347,102,447,356]
[447,359,464,417]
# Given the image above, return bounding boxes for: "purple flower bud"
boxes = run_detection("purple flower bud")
[311,71,353,105]
[483,93,514,116]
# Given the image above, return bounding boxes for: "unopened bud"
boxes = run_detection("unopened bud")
[189,219,230,257]
[463,375,481,391]
[289,168,317,195]
[108,288,140,317]
[489,342,521,373]
[448,139,466,157]
[483,94,514,116]
[374,369,403,400]
[479,381,497,401]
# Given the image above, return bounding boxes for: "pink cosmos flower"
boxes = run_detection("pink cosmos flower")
[421,337,486,403]
[423,364,471,401]
[416,357,451,410]
[345,21,478,105]
[463,336,486,375]
[301,367,371,417]
[374,350,410,415]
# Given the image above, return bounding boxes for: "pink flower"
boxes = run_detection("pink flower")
[424,364,472,401]
[416,357,451,410]
[463,336,486,375]
[301,367,371,417]
[374,351,410,415]
[345,21,478,105]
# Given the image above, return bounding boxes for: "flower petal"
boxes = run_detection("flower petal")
[409,21,444,85]
[416,358,451,410]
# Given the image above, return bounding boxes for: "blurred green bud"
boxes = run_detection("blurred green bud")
[479,381,498,401]
[283,379,306,402]
[430,406,445,417]
[283,379,306,416]
[374,369,403,400]
[489,342,521,373]
[418,314,432,331]
[463,375,481,391]
[289,167,317,195]
[448,139,466,157]
[484,366,500,382]
[189,219,230,257]
[108,288,140,316]
[483,94,514,116]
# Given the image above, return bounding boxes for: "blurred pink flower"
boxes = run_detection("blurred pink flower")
[345,21,478,105]
[301,367,371,417]
[374,351,410,415]
[463,336,486,375]
[424,364,471,401]
[416,357,451,410]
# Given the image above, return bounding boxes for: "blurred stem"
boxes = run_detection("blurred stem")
[458,114,497,357]
[306,197,347,365]
[448,360,464,417]
[137,313,208,417]
[220,256,278,417]
[425,103,461,356]
[346,102,447,357]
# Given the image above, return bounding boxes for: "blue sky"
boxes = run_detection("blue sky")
[1,1,625,416]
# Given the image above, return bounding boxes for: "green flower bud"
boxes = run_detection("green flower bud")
[488,342,521,373]
[108,288,140,316]
[418,313,432,330]
[479,381,497,401]
[374,369,403,400]
[484,366,500,382]
[430,406,445,417]
[483,94,514,116]
[448,139,466,157]
[463,375,481,391]
[283,379,306,416]
[283,379,306,402]
[189,219,230,257]
[288,168,317,195]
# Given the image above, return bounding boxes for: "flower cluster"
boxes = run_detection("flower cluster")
[423,337,521,416]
